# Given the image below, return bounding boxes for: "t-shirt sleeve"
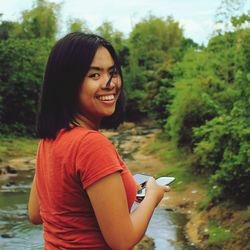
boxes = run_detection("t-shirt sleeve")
[75,131,123,189]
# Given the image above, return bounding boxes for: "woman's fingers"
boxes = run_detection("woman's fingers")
[164,185,171,192]
[136,183,142,191]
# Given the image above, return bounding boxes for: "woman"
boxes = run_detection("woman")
[28,32,170,250]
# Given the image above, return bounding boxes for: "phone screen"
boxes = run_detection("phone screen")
[156,177,175,186]
[136,176,175,200]
[133,173,151,186]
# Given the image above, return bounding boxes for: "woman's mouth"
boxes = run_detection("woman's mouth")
[96,94,115,101]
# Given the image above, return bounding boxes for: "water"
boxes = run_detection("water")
[147,208,198,250]
[0,127,199,249]
[0,171,43,250]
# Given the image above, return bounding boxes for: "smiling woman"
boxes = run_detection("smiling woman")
[76,46,122,130]
[28,32,170,250]
[36,32,125,138]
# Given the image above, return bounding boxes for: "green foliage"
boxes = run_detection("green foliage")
[96,21,129,67]
[0,21,20,40]
[193,116,229,173]
[214,0,247,34]
[129,15,183,68]
[0,136,38,162]
[0,38,53,136]
[194,110,250,203]
[124,89,147,121]
[211,116,250,203]
[231,12,250,29]
[242,206,250,220]
[163,14,250,203]
[207,220,233,246]
[67,18,91,33]
[128,15,183,74]
[19,0,60,39]
[165,77,220,148]
[165,41,239,147]
[141,67,174,127]
[191,28,250,204]
[197,195,213,211]
[144,136,196,191]
[0,0,57,136]
[125,15,185,121]
[0,0,59,40]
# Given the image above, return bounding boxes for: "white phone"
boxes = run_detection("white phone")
[133,173,151,188]
[136,176,175,200]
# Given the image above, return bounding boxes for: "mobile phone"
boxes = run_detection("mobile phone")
[136,176,175,200]
[133,173,151,188]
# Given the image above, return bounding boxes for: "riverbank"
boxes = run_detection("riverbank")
[128,127,250,250]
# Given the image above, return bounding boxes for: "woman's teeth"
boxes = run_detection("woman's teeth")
[97,95,115,101]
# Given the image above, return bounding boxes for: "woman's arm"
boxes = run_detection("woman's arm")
[86,172,169,250]
[28,174,43,225]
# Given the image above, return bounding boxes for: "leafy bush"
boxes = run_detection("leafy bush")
[165,77,220,148]
[141,67,174,127]
[212,117,250,203]
[193,69,250,203]
[193,115,229,174]
[0,38,53,136]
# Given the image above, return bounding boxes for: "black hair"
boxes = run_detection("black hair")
[36,32,125,139]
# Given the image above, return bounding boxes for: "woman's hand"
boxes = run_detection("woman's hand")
[145,177,170,207]
[135,182,143,203]
[136,182,142,192]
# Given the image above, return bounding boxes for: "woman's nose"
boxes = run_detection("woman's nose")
[102,74,116,89]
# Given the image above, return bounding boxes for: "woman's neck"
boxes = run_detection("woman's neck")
[73,113,100,131]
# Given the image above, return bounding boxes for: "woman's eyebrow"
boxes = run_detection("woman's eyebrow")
[88,65,116,71]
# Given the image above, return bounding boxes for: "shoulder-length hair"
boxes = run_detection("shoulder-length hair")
[36,32,125,139]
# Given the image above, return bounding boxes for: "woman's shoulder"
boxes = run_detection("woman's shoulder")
[61,127,111,146]
[73,128,119,160]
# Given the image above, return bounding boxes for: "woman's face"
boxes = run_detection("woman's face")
[78,46,121,124]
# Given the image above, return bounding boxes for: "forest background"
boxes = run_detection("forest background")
[0,0,250,248]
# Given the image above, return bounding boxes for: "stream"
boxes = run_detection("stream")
[0,127,199,250]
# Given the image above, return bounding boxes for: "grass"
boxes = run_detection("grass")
[207,220,234,246]
[143,133,206,191]
[243,206,250,220]
[197,195,213,211]
[0,136,38,164]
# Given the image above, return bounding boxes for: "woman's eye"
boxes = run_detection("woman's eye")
[89,73,100,79]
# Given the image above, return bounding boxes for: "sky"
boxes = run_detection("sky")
[0,0,250,45]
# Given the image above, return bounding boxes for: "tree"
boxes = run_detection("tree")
[214,0,247,33]
[231,11,250,30]
[19,0,60,39]
[125,15,184,121]
[167,23,250,204]
[141,66,174,127]
[0,20,21,40]
[0,38,53,135]
[67,18,91,33]
[95,21,130,68]
[129,15,183,70]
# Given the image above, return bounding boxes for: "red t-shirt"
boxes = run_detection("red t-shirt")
[36,127,137,249]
